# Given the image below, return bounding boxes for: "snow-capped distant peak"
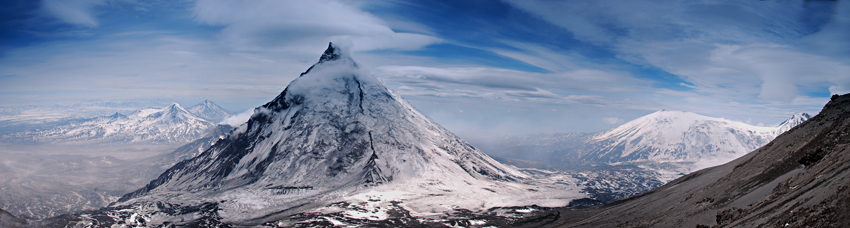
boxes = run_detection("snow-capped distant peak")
[775,112,810,135]
[165,103,188,113]
[188,100,234,122]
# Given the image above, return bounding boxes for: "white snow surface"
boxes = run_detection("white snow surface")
[4,103,215,143]
[116,44,583,225]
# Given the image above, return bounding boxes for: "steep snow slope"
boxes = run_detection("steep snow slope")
[2,103,215,143]
[56,43,583,226]
[188,100,235,122]
[513,93,850,227]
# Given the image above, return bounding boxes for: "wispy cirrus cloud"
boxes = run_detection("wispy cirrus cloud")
[192,0,439,54]
[374,65,653,105]
[505,0,849,104]
[40,0,106,27]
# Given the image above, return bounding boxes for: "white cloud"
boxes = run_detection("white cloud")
[708,44,850,101]
[192,0,439,54]
[603,117,624,125]
[638,43,850,102]
[41,0,106,27]
[220,109,254,127]
[374,65,652,104]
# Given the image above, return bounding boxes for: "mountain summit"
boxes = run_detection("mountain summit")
[106,43,577,226]
[187,99,235,122]
[299,42,353,76]
[775,112,811,135]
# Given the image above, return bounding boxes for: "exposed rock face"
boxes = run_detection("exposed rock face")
[513,93,850,227]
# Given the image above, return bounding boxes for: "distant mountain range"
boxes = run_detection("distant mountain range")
[1,101,233,144]
[0,99,177,134]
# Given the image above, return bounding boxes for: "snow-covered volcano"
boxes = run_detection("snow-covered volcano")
[108,43,580,226]
[188,100,235,122]
[586,110,775,167]
[580,111,811,172]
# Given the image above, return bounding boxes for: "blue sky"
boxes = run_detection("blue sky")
[1,0,848,136]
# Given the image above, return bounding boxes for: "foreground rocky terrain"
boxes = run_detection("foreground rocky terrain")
[510,93,850,227]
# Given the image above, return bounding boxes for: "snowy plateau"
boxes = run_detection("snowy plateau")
[39,43,586,227]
